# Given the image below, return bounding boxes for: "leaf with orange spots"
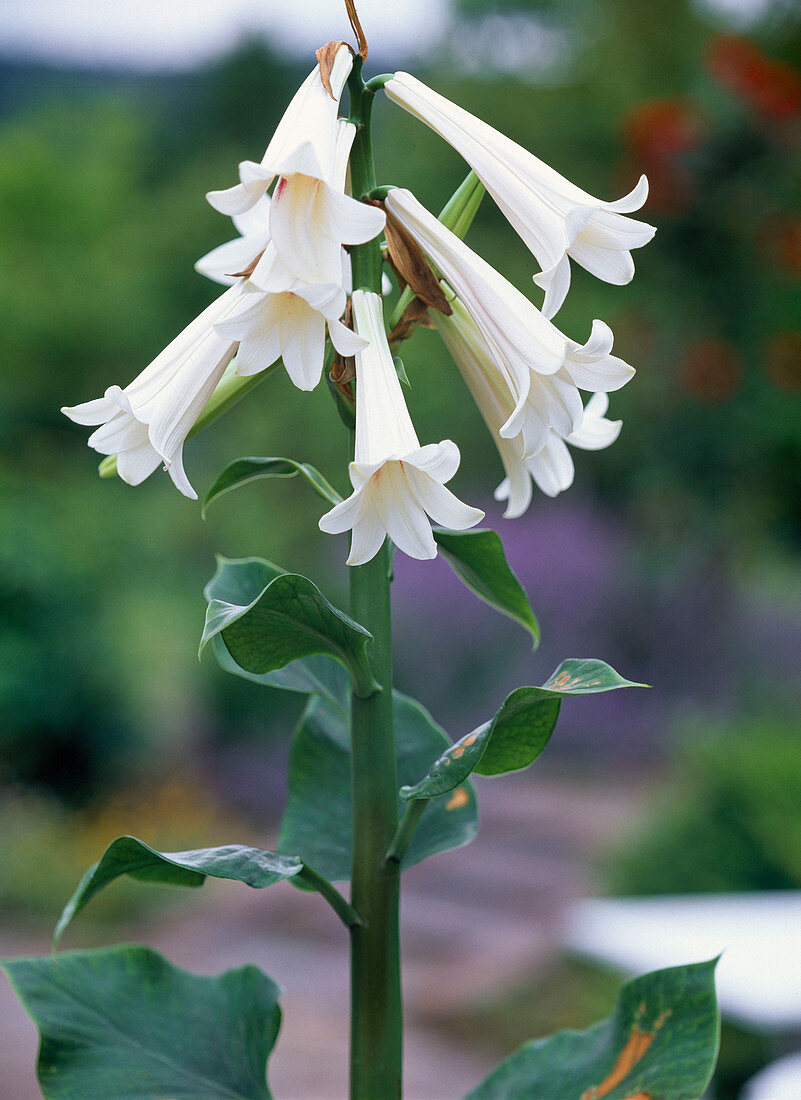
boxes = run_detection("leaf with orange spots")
[465,960,719,1100]
[400,660,642,798]
[540,658,645,695]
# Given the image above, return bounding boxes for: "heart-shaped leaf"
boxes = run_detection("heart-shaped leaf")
[278,691,478,881]
[203,456,342,517]
[433,528,539,647]
[201,556,379,698]
[401,659,644,798]
[2,946,281,1099]
[465,960,719,1100]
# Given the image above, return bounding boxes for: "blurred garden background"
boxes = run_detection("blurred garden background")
[2,0,801,1096]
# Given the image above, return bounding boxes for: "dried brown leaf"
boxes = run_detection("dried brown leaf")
[388,297,430,346]
[229,250,265,280]
[316,41,351,100]
[382,208,452,316]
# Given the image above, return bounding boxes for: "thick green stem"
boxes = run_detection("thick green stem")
[347,58,382,293]
[349,544,402,1100]
[346,57,402,1099]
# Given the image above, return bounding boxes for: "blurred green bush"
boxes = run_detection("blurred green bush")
[608,715,801,894]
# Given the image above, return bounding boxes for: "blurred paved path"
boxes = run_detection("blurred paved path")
[0,770,643,1099]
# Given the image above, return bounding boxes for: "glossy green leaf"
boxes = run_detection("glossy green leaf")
[401,659,642,797]
[54,838,304,947]
[2,945,281,1099]
[540,657,646,693]
[433,528,540,647]
[465,960,719,1100]
[278,691,478,881]
[202,456,342,517]
[201,556,379,698]
[212,639,350,717]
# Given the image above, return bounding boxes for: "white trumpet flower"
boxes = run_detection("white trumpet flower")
[215,257,366,392]
[206,46,355,216]
[385,187,633,457]
[384,72,656,318]
[319,290,483,565]
[62,285,244,499]
[206,49,385,287]
[435,298,622,516]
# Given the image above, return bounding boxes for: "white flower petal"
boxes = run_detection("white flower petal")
[206,167,272,216]
[318,488,367,535]
[195,236,264,286]
[606,174,650,214]
[567,239,637,286]
[164,448,198,500]
[87,408,147,454]
[280,306,326,391]
[147,335,237,463]
[63,286,247,496]
[528,435,575,497]
[493,468,533,520]
[259,46,353,182]
[405,467,484,529]
[532,253,572,320]
[584,391,609,417]
[62,391,123,426]
[232,194,273,238]
[351,290,421,463]
[322,186,387,245]
[404,439,462,483]
[569,320,615,363]
[233,327,283,377]
[269,175,343,285]
[345,504,388,567]
[372,464,438,560]
[116,441,163,487]
[328,316,368,357]
[564,322,635,392]
[566,392,622,450]
[385,72,655,296]
[295,281,346,318]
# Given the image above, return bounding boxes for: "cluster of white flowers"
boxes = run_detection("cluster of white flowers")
[63,45,654,564]
[63,45,382,499]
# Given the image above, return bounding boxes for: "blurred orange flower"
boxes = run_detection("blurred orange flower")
[621,99,704,213]
[678,338,742,404]
[707,34,801,122]
[764,331,801,393]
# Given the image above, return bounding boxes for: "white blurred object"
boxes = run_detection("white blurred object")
[1,0,448,70]
[563,892,801,1030]
[742,1052,801,1099]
